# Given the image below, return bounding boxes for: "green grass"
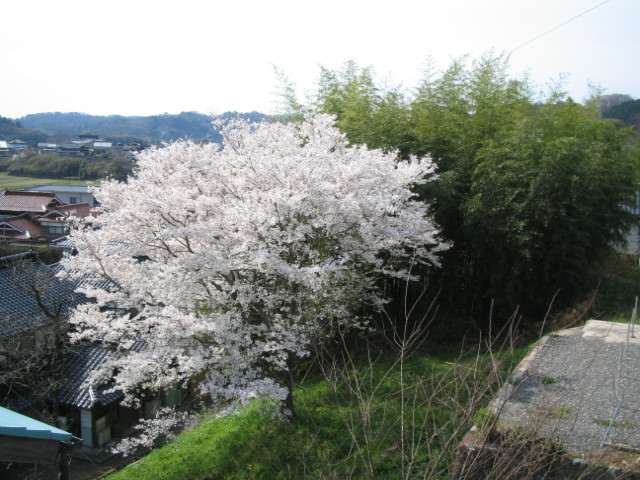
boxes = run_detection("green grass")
[603,316,634,324]
[593,417,636,429]
[109,344,527,480]
[548,406,571,420]
[0,172,96,189]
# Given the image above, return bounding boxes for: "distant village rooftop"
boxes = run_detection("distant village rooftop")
[0,189,99,242]
[0,190,62,214]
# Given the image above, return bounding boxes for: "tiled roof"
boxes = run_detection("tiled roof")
[58,142,82,150]
[0,215,42,240]
[0,256,125,410]
[59,340,146,409]
[39,203,98,220]
[51,236,75,250]
[0,259,85,339]
[49,262,116,292]
[0,204,99,241]
[0,191,61,213]
[58,344,124,409]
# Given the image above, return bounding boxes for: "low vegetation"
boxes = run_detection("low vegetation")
[109,340,529,480]
[107,251,638,479]
[0,152,133,182]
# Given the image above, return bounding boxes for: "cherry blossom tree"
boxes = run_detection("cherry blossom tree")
[61,114,446,429]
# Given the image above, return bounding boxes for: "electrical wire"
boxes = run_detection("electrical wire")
[509,0,613,53]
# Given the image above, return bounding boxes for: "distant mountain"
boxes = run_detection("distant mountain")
[0,116,50,144]
[603,99,640,130]
[16,111,268,144]
[598,94,634,114]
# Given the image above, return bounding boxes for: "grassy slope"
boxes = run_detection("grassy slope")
[109,346,528,480]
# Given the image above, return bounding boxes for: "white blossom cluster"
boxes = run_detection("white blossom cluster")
[61,114,446,437]
[109,407,189,456]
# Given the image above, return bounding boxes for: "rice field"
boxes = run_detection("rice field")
[0,173,94,189]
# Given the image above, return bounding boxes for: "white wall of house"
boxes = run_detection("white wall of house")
[80,409,93,447]
[24,185,97,206]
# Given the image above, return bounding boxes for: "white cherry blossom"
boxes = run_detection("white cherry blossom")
[62,114,446,435]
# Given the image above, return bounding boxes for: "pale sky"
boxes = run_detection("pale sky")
[2,0,638,119]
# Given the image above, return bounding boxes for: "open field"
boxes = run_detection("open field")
[0,173,95,189]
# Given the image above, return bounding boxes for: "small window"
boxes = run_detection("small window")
[48,226,65,235]
[69,197,78,204]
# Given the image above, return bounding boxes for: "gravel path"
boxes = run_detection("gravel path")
[492,320,640,456]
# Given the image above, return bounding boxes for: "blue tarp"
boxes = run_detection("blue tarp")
[0,406,72,441]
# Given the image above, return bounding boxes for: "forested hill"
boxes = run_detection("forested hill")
[15,111,267,144]
[0,117,49,144]
[603,99,640,130]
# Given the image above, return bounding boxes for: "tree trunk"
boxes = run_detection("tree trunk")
[280,363,296,422]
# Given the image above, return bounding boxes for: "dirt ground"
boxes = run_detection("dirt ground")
[2,445,143,480]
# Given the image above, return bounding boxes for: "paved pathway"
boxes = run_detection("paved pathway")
[492,320,640,456]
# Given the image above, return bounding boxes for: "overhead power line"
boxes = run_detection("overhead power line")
[510,0,613,53]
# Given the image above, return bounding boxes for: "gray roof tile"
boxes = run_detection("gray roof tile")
[0,259,85,339]
[58,344,123,409]
[59,340,146,409]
